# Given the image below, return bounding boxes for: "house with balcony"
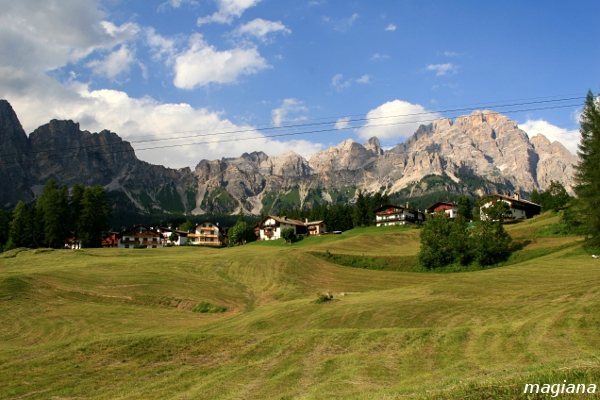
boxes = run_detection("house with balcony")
[480,193,541,220]
[187,221,225,246]
[306,220,327,236]
[118,225,164,249]
[257,215,309,241]
[156,227,189,246]
[374,204,425,226]
[425,201,460,218]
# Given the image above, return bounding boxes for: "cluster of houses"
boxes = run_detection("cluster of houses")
[99,193,541,249]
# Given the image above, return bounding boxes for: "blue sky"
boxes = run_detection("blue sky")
[1,0,598,168]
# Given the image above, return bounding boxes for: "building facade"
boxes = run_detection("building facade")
[373,204,425,226]
[425,202,460,218]
[480,194,541,220]
[187,221,224,246]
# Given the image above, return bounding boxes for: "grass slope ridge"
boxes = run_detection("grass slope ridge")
[1,215,599,399]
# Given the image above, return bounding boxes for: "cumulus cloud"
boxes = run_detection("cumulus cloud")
[271,98,308,127]
[197,0,262,25]
[385,23,397,31]
[87,45,136,80]
[356,100,440,141]
[158,0,198,10]
[173,33,270,89]
[231,18,291,41]
[0,0,317,168]
[335,117,351,130]
[426,63,458,76]
[519,119,580,154]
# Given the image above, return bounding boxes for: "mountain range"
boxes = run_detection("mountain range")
[0,99,578,215]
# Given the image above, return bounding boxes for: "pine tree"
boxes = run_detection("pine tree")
[77,185,112,248]
[9,201,32,248]
[573,90,600,247]
[457,196,473,221]
[70,183,86,235]
[36,179,69,248]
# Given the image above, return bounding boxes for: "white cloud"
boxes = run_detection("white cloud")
[158,0,198,10]
[356,100,440,141]
[356,74,371,84]
[519,120,579,154]
[325,13,359,32]
[426,63,458,76]
[444,51,458,57]
[197,0,261,25]
[145,27,177,62]
[87,45,136,80]
[231,18,291,41]
[385,23,397,31]
[331,74,352,91]
[271,98,308,127]
[371,53,390,61]
[335,117,351,130]
[173,33,270,89]
[331,74,370,90]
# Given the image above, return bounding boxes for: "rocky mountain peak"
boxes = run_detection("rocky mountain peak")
[309,138,376,173]
[364,136,383,156]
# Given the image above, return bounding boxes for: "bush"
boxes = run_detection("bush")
[281,227,296,244]
[314,291,333,304]
[192,302,226,313]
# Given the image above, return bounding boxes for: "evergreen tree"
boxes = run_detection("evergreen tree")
[70,183,86,235]
[449,215,473,265]
[353,190,371,227]
[179,220,193,233]
[9,201,32,248]
[36,179,69,248]
[0,209,12,247]
[457,196,473,221]
[77,185,111,248]
[573,90,600,247]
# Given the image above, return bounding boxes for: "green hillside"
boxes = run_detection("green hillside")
[2,215,600,399]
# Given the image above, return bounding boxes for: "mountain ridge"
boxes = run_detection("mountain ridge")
[0,99,578,215]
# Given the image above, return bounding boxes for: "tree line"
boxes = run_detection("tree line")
[0,179,111,251]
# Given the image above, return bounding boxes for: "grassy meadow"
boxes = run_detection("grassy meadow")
[2,215,600,399]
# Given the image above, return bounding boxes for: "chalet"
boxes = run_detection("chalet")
[187,221,225,246]
[306,220,327,236]
[156,227,189,246]
[101,232,121,248]
[257,215,310,241]
[426,201,460,218]
[119,225,164,249]
[480,193,541,220]
[373,204,426,226]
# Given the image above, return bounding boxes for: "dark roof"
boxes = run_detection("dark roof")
[425,201,458,213]
[372,204,405,213]
[491,194,541,207]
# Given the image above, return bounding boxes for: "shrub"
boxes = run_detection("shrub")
[314,291,333,304]
[192,302,226,313]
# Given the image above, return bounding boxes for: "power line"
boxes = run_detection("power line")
[0,102,582,166]
[0,96,583,161]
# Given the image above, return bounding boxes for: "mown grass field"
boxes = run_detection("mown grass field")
[2,215,600,399]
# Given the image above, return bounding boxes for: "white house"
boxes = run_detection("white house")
[373,204,425,226]
[480,193,541,220]
[425,201,460,218]
[188,221,225,246]
[257,215,308,241]
[156,227,188,246]
[118,225,164,249]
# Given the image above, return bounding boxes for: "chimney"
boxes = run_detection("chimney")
[305,218,308,223]
[406,202,409,208]
[514,193,520,200]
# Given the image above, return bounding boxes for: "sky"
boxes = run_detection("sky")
[0,0,598,169]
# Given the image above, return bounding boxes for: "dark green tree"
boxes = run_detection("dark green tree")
[573,90,600,247]
[179,220,193,233]
[457,196,473,221]
[353,190,371,227]
[9,201,32,248]
[417,211,454,269]
[449,215,473,265]
[482,200,512,222]
[0,209,12,247]
[36,179,70,248]
[229,220,254,245]
[545,181,571,212]
[70,183,86,234]
[281,227,296,244]
[77,185,112,248]
[471,218,512,266]
[169,231,179,243]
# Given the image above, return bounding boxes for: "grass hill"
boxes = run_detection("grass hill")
[2,214,600,399]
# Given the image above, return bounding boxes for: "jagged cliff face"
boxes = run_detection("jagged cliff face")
[0,99,579,214]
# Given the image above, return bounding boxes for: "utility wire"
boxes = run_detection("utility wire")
[0,96,583,160]
[0,102,581,166]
